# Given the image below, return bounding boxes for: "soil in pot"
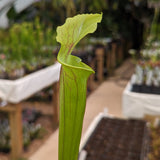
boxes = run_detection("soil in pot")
[82,117,150,160]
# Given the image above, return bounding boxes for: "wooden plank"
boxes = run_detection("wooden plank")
[106,49,111,74]
[52,82,59,124]
[9,104,23,160]
[0,106,15,112]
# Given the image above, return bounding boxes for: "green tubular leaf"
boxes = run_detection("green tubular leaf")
[56,13,102,160]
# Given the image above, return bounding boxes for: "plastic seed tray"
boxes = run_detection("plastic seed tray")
[81,116,150,160]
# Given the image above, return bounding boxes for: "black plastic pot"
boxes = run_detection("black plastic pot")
[132,84,160,95]
[131,84,141,93]
[151,86,160,94]
[141,85,151,94]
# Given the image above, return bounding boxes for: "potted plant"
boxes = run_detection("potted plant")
[131,48,160,94]
[56,13,102,160]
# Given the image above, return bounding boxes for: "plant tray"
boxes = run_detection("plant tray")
[0,62,61,103]
[123,75,160,118]
[80,113,150,160]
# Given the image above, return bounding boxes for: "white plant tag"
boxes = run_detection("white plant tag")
[153,67,160,86]
[135,65,143,85]
[146,69,153,86]
[153,79,159,87]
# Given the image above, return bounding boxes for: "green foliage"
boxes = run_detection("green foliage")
[0,18,57,73]
[150,8,160,42]
[5,0,151,49]
[87,0,107,12]
[56,13,102,160]
[149,0,160,2]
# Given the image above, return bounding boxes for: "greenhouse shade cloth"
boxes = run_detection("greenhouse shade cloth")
[0,62,61,104]
[123,75,160,118]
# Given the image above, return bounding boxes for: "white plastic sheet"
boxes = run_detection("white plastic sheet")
[0,0,37,28]
[14,0,37,13]
[122,75,160,118]
[0,0,13,29]
[0,62,61,104]
[0,9,9,29]
[0,0,13,10]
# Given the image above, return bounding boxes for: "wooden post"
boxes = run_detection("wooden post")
[88,58,96,91]
[0,104,23,160]
[52,82,59,123]
[118,43,123,64]
[90,58,96,83]
[111,43,117,69]
[9,104,23,160]
[95,47,104,83]
[106,48,112,75]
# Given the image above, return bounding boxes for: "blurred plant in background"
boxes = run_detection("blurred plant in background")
[0,18,57,79]
[0,109,43,152]
[130,0,160,89]
[0,0,156,80]
[6,0,152,48]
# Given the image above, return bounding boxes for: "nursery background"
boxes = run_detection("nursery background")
[0,0,160,160]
